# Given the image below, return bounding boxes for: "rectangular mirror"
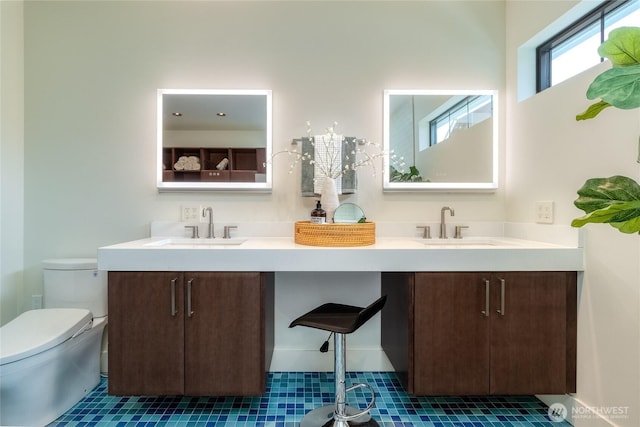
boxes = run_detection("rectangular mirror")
[383,89,498,191]
[157,89,272,192]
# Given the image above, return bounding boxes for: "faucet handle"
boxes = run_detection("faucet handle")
[223,225,238,239]
[184,225,199,239]
[454,225,469,239]
[416,225,431,239]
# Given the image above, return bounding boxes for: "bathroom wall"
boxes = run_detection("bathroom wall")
[505,1,640,426]
[19,0,505,306]
[1,1,25,325]
[4,0,639,424]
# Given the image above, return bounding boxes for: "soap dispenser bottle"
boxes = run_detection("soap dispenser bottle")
[310,200,326,224]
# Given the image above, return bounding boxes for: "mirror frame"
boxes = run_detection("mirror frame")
[382,89,498,192]
[156,89,272,192]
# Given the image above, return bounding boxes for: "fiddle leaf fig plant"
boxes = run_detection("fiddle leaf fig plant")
[576,27,640,120]
[571,176,640,234]
[572,27,640,234]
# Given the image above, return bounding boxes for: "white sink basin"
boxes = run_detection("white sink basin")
[144,238,247,247]
[422,239,495,246]
[419,238,517,248]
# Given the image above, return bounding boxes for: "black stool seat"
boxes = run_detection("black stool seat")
[288,295,387,426]
[289,296,387,334]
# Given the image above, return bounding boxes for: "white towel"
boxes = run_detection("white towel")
[313,133,343,194]
[174,155,201,171]
[216,158,229,170]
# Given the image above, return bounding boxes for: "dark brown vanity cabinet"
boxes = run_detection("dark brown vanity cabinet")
[108,271,274,396]
[382,271,576,395]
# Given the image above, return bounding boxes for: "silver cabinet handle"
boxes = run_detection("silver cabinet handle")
[481,279,490,317]
[497,278,506,316]
[186,279,194,318]
[170,278,178,317]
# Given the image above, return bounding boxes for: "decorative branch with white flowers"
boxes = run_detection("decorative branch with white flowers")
[269,121,394,182]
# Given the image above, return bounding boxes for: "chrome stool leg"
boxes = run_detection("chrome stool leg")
[300,333,378,427]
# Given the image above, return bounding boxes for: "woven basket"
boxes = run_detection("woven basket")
[294,221,375,247]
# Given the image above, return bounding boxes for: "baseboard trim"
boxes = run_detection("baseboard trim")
[269,348,394,372]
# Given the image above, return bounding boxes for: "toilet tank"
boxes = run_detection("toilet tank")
[43,258,108,318]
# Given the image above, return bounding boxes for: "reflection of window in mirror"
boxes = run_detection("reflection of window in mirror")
[426,95,493,147]
[383,90,498,191]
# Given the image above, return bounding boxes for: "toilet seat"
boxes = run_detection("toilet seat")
[0,308,92,365]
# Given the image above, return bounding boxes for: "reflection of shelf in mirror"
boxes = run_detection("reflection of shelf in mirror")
[162,147,266,183]
[204,149,228,170]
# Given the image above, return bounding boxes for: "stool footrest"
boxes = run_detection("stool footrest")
[300,405,369,427]
[335,382,375,422]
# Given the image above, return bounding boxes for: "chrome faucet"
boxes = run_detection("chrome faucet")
[202,207,215,238]
[440,206,455,239]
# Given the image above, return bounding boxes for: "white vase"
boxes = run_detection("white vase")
[320,176,339,223]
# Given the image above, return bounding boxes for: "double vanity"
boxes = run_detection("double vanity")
[98,222,583,398]
[97,88,583,398]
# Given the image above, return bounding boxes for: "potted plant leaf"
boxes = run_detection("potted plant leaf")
[572,26,640,234]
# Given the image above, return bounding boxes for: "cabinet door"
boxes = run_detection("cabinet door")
[108,272,185,395]
[414,273,491,395]
[184,272,265,395]
[490,272,576,394]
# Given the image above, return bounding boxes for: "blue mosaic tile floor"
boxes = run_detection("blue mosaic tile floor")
[49,372,569,426]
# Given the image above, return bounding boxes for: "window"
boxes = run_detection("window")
[536,0,639,92]
[428,95,493,146]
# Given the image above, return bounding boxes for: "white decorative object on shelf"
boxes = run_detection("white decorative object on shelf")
[320,176,340,222]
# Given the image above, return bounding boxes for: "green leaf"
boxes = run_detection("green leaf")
[572,176,640,234]
[575,175,640,212]
[390,165,423,182]
[611,216,640,233]
[598,27,640,67]
[576,100,611,120]
[571,203,640,233]
[586,65,640,109]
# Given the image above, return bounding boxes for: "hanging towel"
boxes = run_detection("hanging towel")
[300,137,357,196]
[313,133,343,194]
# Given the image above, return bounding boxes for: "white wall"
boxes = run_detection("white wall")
[1,1,25,325]
[506,1,640,426]
[18,1,505,308]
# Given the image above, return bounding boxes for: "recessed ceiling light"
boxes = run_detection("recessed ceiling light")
[172,112,183,117]
[216,112,227,117]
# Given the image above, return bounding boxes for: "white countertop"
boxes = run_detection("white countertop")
[98,233,584,272]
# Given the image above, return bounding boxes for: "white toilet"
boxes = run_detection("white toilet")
[0,258,108,427]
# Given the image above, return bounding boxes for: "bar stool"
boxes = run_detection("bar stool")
[289,295,387,427]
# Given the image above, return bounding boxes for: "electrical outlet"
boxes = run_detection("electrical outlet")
[181,205,201,222]
[535,201,554,224]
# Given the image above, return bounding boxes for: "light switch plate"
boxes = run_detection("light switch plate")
[181,205,201,222]
[535,201,554,224]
